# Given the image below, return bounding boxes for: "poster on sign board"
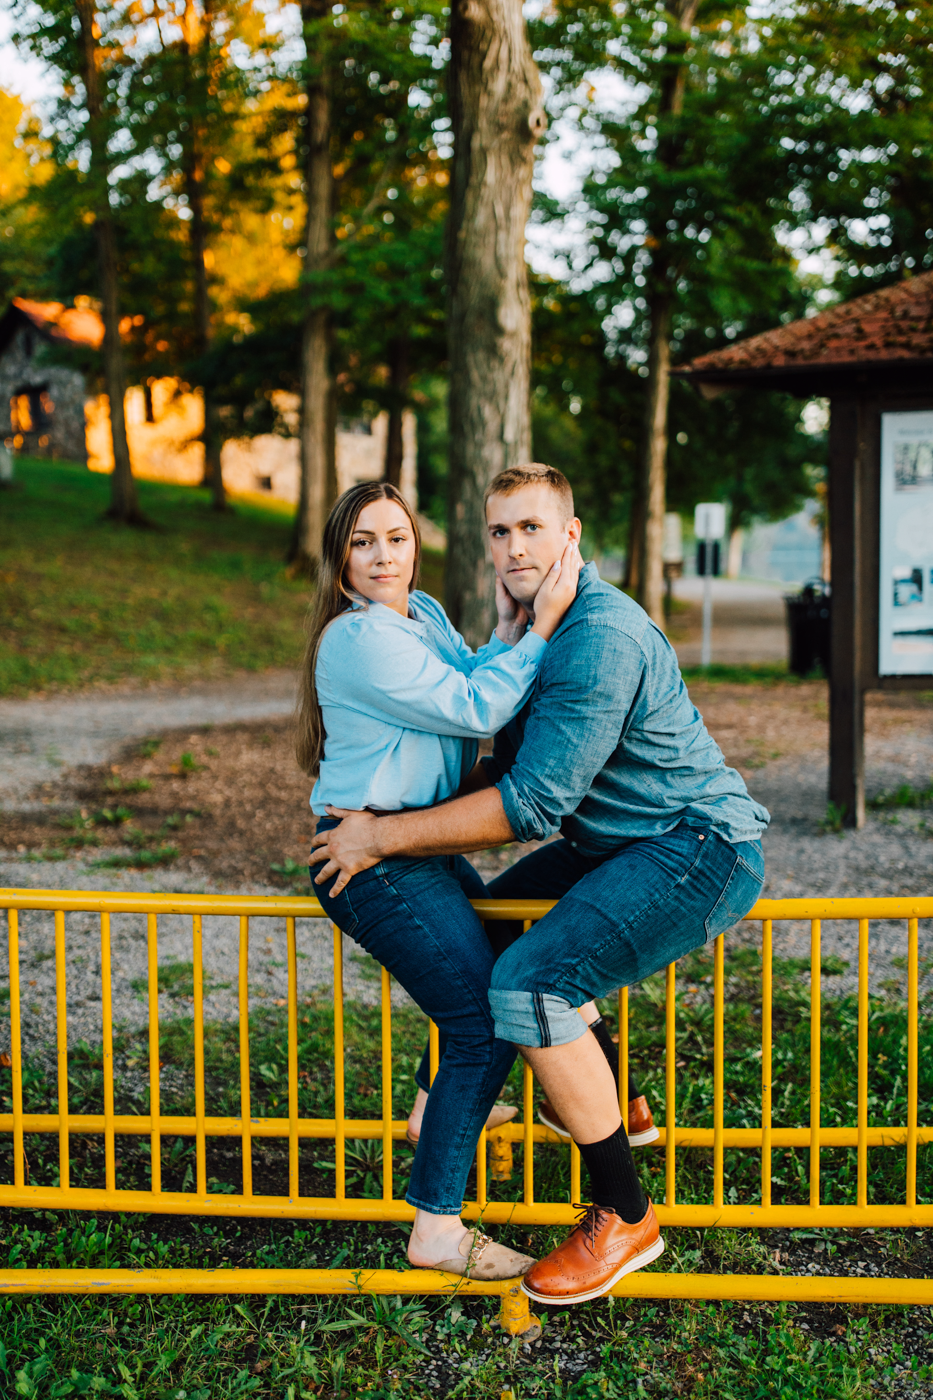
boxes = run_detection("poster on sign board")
[879,411,933,676]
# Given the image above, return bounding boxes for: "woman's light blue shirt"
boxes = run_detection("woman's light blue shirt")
[310,590,546,815]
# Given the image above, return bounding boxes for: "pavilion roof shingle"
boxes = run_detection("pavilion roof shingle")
[678,272,933,381]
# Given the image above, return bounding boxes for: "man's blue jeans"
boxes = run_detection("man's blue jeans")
[313,819,516,1216]
[485,823,765,1046]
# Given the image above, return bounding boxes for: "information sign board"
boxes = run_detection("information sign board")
[879,410,933,676]
[694,502,726,541]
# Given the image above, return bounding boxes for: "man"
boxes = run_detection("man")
[311,463,769,1304]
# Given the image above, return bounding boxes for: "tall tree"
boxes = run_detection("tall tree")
[178,0,225,511]
[75,0,141,524]
[289,0,337,574]
[445,0,546,646]
[530,0,818,620]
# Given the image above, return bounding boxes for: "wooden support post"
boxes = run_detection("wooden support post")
[827,396,865,829]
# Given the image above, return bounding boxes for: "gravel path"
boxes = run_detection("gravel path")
[0,670,297,809]
[1,745,930,1060]
[1,673,931,1056]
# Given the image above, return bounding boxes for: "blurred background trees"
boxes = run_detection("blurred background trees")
[2,0,926,605]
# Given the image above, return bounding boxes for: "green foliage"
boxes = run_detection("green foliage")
[867,780,933,811]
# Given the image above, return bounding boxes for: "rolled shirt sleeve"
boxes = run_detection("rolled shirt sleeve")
[494,624,647,842]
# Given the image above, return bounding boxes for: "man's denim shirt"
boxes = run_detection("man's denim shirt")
[482,563,770,854]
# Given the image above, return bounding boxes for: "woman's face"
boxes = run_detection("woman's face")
[344,497,417,616]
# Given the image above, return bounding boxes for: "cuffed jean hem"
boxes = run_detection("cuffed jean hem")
[488,988,589,1049]
[405,1190,466,1216]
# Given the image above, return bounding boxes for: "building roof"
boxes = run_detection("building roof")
[7,297,105,350]
[674,272,933,394]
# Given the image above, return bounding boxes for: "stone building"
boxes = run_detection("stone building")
[0,296,419,507]
[0,297,98,461]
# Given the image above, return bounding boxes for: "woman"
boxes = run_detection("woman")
[297,481,580,1279]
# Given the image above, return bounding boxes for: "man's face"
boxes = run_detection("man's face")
[486,484,582,608]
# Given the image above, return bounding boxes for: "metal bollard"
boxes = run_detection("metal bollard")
[498,1281,543,1340]
[488,1129,514,1182]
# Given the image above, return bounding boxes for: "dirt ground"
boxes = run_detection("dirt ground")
[2,680,931,891]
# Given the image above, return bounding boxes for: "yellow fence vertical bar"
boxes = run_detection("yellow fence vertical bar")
[8,909,24,1189]
[570,1140,581,1203]
[146,914,161,1195]
[54,910,69,1190]
[381,967,393,1204]
[907,917,918,1207]
[333,924,346,1202]
[523,1061,534,1207]
[713,934,724,1209]
[192,915,206,1197]
[857,917,869,1209]
[100,913,116,1194]
[238,916,252,1200]
[429,1022,439,1086]
[287,917,299,1200]
[761,919,772,1209]
[618,986,629,1124]
[665,962,676,1208]
[476,1121,488,1212]
[809,919,821,1209]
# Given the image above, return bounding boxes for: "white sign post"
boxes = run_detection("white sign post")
[694,502,727,668]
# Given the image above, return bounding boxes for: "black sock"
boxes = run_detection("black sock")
[588,1015,641,1102]
[577,1122,648,1224]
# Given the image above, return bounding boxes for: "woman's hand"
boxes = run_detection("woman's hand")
[494,574,531,645]
[530,542,582,641]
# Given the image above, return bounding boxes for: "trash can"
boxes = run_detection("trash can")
[784,579,831,677]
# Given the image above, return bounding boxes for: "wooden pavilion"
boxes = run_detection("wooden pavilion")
[674,273,933,828]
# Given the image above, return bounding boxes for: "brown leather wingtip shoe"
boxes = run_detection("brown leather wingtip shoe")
[538,1096,660,1148]
[521,1201,663,1305]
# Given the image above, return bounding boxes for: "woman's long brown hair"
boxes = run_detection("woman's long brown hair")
[295,481,422,777]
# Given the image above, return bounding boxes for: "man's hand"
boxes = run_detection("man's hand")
[309,808,383,897]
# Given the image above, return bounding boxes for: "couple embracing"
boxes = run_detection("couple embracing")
[299,463,769,1306]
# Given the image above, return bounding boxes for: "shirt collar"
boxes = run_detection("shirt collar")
[347,592,426,632]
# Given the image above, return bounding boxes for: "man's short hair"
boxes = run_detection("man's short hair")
[484,463,574,522]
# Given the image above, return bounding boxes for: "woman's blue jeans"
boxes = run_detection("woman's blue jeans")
[313,819,516,1216]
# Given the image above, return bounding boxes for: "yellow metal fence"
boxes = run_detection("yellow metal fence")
[0,889,931,1310]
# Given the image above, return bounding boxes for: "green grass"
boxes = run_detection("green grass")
[0,949,930,1395]
[680,662,804,686]
[0,458,444,697]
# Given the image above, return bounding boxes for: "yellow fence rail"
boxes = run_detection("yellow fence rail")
[1,890,931,1316]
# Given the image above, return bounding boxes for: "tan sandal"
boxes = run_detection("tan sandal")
[434,1229,536,1281]
[406,1102,518,1148]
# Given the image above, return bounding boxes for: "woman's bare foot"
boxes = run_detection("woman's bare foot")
[407,1211,535,1278]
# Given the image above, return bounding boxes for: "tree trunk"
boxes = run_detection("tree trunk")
[726,525,743,578]
[383,333,410,490]
[76,0,141,525]
[291,0,336,574]
[182,0,225,511]
[637,294,672,624]
[634,0,700,626]
[445,0,546,647]
[624,487,643,591]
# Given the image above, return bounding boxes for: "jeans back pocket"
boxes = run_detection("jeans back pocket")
[704,846,764,942]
